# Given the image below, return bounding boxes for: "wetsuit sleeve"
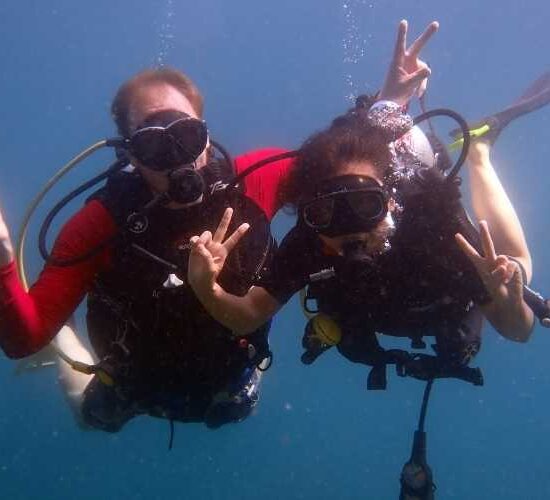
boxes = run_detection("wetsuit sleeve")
[234,148,295,220]
[259,227,311,305]
[0,200,115,358]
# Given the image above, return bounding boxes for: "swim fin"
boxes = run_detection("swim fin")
[449,70,550,149]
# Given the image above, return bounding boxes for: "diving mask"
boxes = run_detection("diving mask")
[301,175,389,237]
[124,110,212,205]
[126,110,208,171]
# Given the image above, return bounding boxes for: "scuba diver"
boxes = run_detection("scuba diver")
[0,67,294,433]
[186,23,550,499]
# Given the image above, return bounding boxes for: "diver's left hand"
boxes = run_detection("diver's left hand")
[455,220,524,305]
[379,20,439,106]
[188,208,250,296]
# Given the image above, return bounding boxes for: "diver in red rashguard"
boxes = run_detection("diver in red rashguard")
[0,67,294,432]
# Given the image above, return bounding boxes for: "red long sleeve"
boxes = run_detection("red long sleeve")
[0,149,294,358]
[0,200,116,358]
[236,148,294,219]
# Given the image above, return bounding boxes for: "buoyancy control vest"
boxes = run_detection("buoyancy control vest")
[305,166,489,341]
[85,160,274,396]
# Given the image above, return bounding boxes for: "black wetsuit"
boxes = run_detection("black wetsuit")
[263,194,489,372]
[81,169,275,431]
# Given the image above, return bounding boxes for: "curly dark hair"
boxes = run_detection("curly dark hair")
[281,96,393,208]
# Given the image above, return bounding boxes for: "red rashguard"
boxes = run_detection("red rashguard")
[0,149,293,358]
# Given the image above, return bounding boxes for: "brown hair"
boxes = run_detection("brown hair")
[282,111,393,208]
[111,67,204,137]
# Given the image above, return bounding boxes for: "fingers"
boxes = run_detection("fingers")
[199,230,212,246]
[223,223,250,254]
[191,241,209,259]
[392,20,408,65]
[189,231,212,244]
[190,233,211,255]
[491,257,517,285]
[417,78,428,99]
[479,220,497,263]
[406,65,431,90]
[455,233,483,267]
[189,238,215,272]
[213,207,233,243]
[507,262,525,299]
[490,262,510,283]
[408,21,439,57]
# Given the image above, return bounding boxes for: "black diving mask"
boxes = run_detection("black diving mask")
[124,110,212,205]
[301,175,389,237]
[127,110,209,171]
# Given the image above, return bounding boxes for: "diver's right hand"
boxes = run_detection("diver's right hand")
[456,221,524,305]
[0,208,14,267]
[379,20,438,106]
[188,207,250,297]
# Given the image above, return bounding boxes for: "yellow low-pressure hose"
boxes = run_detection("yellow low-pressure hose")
[16,140,107,289]
[14,140,108,374]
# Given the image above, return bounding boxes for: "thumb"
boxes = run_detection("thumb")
[508,262,524,300]
[191,241,213,263]
[407,66,431,89]
[189,243,218,279]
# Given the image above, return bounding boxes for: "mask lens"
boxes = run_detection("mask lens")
[167,118,208,164]
[346,191,386,222]
[129,117,208,170]
[130,128,174,168]
[303,197,335,229]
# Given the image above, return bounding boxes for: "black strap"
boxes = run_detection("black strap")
[366,349,484,391]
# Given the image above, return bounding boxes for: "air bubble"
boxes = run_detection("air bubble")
[156,0,176,66]
[341,0,373,102]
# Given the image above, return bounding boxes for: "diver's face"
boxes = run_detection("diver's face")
[317,160,395,256]
[127,83,209,195]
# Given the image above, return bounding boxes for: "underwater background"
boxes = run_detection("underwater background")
[1,1,549,498]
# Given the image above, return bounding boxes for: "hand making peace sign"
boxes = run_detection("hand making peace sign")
[188,207,250,296]
[379,20,439,106]
[455,220,524,306]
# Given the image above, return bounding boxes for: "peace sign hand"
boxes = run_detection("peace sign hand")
[188,207,250,296]
[379,20,439,106]
[455,220,524,305]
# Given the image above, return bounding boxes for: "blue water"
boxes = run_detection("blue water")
[1,1,549,498]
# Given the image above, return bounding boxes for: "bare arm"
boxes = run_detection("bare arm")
[481,293,533,343]
[193,283,281,335]
[187,207,282,335]
[466,142,532,282]
[456,221,534,342]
